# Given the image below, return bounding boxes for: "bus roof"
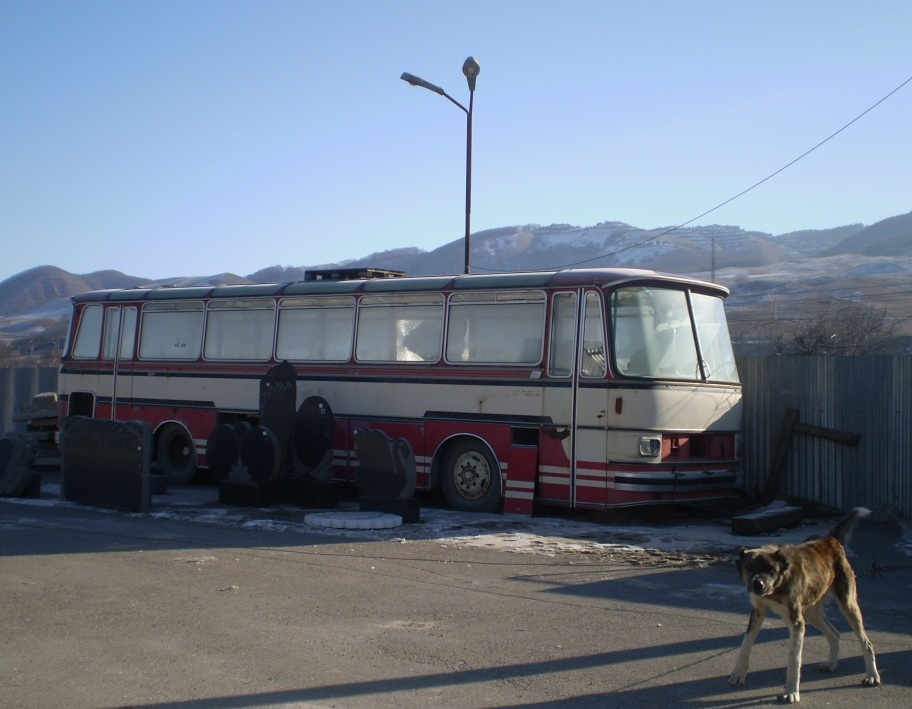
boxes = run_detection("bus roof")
[70,268,729,304]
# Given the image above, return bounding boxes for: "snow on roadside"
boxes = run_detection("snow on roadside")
[6,478,909,568]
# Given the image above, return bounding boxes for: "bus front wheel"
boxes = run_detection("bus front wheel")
[441,440,502,513]
[156,424,197,485]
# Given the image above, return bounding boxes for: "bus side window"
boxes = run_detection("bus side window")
[356,294,443,363]
[204,300,275,361]
[72,304,103,359]
[581,292,606,378]
[445,291,546,365]
[548,293,577,377]
[102,307,120,360]
[119,307,138,360]
[277,297,355,361]
[139,302,204,360]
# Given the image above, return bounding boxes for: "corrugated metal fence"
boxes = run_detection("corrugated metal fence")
[737,355,912,516]
[2,361,911,515]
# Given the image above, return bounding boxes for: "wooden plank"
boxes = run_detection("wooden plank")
[12,406,58,423]
[793,421,860,446]
[762,408,800,504]
[732,505,805,535]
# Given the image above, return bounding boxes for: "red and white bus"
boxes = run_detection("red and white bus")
[57,267,742,513]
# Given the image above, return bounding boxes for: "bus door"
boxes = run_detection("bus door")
[102,305,139,420]
[541,290,609,507]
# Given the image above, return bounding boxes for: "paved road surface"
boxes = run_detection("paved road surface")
[2,495,910,708]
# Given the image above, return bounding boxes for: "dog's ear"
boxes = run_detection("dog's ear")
[773,548,790,574]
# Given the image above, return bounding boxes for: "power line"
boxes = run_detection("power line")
[477,72,912,273]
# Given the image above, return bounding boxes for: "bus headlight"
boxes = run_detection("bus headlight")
[637,436,662,458]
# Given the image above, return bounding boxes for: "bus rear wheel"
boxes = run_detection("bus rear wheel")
[441,440,502,513]
[156,424,197,485]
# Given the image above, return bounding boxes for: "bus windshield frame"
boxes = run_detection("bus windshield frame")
[609,285,740,384]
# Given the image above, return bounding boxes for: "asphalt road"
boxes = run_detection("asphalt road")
[1,497,910,709]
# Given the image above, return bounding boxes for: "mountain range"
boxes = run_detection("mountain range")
[2,210,911,361]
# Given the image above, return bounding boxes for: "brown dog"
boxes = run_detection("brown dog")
[728,507,880,703]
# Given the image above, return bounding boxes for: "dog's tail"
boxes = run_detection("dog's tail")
[828,507,871,545]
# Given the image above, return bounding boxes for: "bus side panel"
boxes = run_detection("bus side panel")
[573,458,610,508]
[537,425,572,505]
[502,442,537,515]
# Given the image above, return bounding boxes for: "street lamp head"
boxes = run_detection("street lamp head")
[462,56,480,91]
[400,72,445,96]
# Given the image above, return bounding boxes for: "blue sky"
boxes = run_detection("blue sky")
[2,0,910,282]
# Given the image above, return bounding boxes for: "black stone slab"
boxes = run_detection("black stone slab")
[294,396,333,477]
[205,423,244,482]
[60,417,152,512]
[240,425,281,485]
[260,361,296,475]
[353,429,416,499]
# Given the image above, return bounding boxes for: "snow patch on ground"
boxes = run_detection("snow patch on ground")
[6,477,911,568]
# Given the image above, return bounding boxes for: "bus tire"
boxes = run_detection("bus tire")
[156,424,197,485]
[441,439,502,513]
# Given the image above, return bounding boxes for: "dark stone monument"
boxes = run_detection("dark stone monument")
[267,395,338,508]
[219,361,296,507]
[354,428,419,522]
[218,425,280,507]
[241,426,282,484]
[259,360,297,475]
[293,396,333,479]
[206,422,250,482]
[60,417,152,512]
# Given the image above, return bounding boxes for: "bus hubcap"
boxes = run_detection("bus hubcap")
[453,452,490,500]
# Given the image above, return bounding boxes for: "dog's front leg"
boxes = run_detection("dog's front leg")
[729,605,765,686]
[778,616,805,704]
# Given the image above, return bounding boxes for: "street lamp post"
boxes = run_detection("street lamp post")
[401,57,480,275]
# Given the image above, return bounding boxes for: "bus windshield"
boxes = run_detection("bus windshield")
[610,286,739,383]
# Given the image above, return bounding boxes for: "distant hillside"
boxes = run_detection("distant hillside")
[0,268,252,358]
[773,224,865,256]
[826,210,912,257]
[322,222,794,277]
[0,266,147,317]
[3,210,912,362]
